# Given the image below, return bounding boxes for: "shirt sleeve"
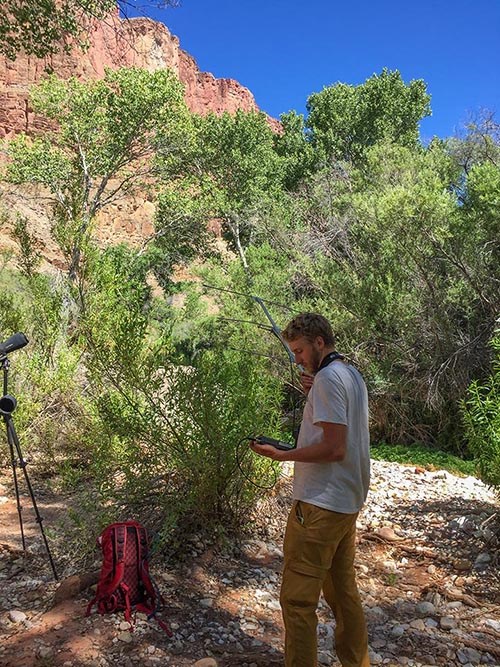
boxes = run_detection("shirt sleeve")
[312,370,348,426]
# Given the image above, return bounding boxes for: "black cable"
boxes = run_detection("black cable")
[235,436,280,491]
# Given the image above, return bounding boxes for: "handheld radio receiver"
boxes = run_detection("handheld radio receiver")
[253,435,295,451]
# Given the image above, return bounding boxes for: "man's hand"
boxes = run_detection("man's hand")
[301,372,314,394]
[250,441,287,461]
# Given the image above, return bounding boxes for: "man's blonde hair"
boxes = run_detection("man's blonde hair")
[282,313,335,346]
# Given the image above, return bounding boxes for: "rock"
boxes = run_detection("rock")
[375,526,403,542]
[439,616,458,630]
[447,601,463,610]
[8,609,27,623]
[485,618,500,632]
[37,646,54,659]
[53,571,100,604]
[0,459,498,667]
[192,660,218,667]
[117,631,133,643]
[453,558,472,571]
[456,647,482,664]
[473,552,491,570]
[200,598,214,608]
[416,601,436,616]
[318,651,332,665]
[0,14,268,140]
[390,624,405,637]
[266,599,281,611]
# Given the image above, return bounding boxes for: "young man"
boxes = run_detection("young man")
[251,313,370,667]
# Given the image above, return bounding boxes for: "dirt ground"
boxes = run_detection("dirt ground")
[0,464,499,667]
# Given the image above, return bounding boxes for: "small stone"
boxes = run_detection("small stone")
[446,601,463,609]
[117,631,133,643]
[416,601,435,616]
[266,599,281,611]
[375,526,403,541]
[409,618,426,631]
[473,552,491,570]
[382,559,398,573]
[457,647,482,665]
[200,598,214,608]
[8,610,27,623]
[427,564,437,575]
[439,616,457,630]
[390,624,405,637]
[192,659,218,667]
[453,558,472,571]
[485,618,500,632]
[38,646,53,659]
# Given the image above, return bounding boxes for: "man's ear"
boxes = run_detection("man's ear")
[315,336,325,350]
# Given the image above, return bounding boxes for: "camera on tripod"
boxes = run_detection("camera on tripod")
[0,332,28,359]
[0,330,58,580]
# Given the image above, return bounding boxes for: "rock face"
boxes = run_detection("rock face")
[0,8,274,140]
[0,9,280,267]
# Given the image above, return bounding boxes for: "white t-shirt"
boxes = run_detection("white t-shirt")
[293,360,370,513]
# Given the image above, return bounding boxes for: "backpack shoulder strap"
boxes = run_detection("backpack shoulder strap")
[86,524,127,617]
[106,523,127,593]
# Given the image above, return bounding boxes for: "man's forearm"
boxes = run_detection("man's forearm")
[283,439,344,463]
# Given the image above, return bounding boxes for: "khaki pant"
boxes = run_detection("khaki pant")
[280,501,369,667]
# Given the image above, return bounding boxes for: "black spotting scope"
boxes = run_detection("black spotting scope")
[0,332,29,357]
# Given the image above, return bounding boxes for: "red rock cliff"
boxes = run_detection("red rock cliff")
[0,10,279,269]
[0,10,276,139]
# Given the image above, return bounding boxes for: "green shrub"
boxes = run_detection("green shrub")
[463,328,500,491]
[86,344,285,549]
[370,442,477,477]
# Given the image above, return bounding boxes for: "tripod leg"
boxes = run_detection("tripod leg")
[5,417,26,551]
[6,417,59,581]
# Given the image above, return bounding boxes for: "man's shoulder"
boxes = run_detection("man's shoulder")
[316,361,350,382]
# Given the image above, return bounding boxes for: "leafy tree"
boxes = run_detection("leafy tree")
[165,110,286,272]
[5,67,193,284]
[305,68,431,164]
[74,245,285,543]
[0,1,178,60]
[274,110,317,190]
[447,110,500,175]
[263,136,499,449]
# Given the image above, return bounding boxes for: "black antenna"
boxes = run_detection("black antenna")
[202,284,302,371]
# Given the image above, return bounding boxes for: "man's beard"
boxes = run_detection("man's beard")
[311,347,322,373]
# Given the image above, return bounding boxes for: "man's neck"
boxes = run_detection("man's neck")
[319,346,336,364]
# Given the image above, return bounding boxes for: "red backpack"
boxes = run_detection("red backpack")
[85,520,172,635]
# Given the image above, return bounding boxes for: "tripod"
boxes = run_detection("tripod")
[1,353,58,581]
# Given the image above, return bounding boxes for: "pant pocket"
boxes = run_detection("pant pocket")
[284,503,338,578]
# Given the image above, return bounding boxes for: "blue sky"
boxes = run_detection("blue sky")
[127,0,500,140]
